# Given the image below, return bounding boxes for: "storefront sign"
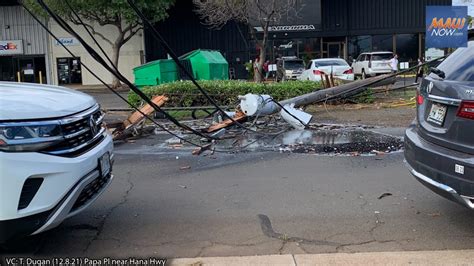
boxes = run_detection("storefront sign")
[54,37,80,46]
[251,0,321,32]
[426,6,468,48]
[0,40,23,55]
[254,25,317,32]
[425,48,445,61]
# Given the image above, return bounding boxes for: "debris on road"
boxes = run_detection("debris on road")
[166,136,183,145]
[192,144,213,155]
[107,74,406,157]
[113,95,168,140]
[378,193,393,199]
[207,110,247,133]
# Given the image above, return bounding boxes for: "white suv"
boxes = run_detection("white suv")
[351,52,393,79]
[0,82,114,245]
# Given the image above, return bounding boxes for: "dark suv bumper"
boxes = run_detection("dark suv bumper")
[405,125,474,209]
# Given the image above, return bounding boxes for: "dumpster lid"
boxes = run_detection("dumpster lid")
[179,49,227,64]
[133,59,175,71]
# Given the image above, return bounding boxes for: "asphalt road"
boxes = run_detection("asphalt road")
[5,129,474,258]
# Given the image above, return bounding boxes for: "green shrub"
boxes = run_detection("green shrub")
[128,80,323,107]
[351,88,375,104]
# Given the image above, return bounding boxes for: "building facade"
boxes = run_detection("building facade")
[146,0,453,79]
[48,21,145,86]
[0,5,51,84]
[0,2,145,86]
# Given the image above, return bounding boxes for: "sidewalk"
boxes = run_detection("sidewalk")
[64,84,129,93]
[169,250,474,265]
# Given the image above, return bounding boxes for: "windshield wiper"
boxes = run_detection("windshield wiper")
[430,67,446,79]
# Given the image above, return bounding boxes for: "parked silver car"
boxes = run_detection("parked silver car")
[405,40,474,208]
[276,56,305,81]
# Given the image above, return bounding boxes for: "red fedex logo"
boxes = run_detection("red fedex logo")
[0,42,18,51]
[428,17,466,36]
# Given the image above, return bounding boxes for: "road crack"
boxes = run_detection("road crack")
[257,214,339,246]
[82,175,135,253]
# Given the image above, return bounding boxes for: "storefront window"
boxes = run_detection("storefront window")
[372,35,393,52]
[396,34,419,63]
[299,38,321,65]
[272,39,299,60]
[348,35,371,62]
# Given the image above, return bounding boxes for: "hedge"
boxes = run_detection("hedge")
[128,80,324,107]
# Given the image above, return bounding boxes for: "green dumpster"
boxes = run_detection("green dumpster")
[180,50,229,80]
[133,59,178,88]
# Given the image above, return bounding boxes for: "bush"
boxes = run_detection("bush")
[128,80,323,107]
[351,88,375,104]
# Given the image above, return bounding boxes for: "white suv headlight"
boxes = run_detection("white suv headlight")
[0,122,63,152]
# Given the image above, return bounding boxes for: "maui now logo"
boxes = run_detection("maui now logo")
[0,42,18,51]
[428,17,466,37]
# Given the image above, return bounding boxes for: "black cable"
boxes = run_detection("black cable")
[21,4,213,150]
[63,0,116,69]
[24,4,290,154]
[35,0,214,140]
[309,55,449,104]
[125,0,268,133]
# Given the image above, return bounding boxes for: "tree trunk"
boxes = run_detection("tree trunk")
[111,43,121,89]
[254,23,270,83]
[110,30,125,89]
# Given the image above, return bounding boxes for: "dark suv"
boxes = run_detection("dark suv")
[405,39,474,208]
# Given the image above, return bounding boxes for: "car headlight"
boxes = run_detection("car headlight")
[0,123,63,152]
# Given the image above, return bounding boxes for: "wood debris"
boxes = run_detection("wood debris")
[206,110,247,133]
[113,95,168,140]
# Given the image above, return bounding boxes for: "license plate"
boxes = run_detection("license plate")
[427,103,447,125]
[99,152,111,176]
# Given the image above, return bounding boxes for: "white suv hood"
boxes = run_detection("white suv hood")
[0,82,97,121]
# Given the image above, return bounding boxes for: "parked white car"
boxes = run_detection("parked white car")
[298,58,354,82]
[0,82,114,245]
[351,52,393,79]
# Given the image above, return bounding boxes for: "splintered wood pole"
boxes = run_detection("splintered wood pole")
[279,74,393,108]
[113,95,168,140]
[205,74,395,132]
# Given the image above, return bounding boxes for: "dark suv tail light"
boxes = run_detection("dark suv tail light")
[343,68,353,74]
[416,90,424,105]
[457,101,474,120]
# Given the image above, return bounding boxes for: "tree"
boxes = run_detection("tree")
[23,0,175,88]
[193,0,302,82]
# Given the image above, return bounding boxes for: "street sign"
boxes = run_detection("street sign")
[54,37,80,46]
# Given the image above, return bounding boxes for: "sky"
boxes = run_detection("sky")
[452,0,474,16]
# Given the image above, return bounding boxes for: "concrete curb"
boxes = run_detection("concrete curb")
[169,250,474,265]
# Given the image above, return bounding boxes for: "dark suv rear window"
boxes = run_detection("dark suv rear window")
[435,41,474,82]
